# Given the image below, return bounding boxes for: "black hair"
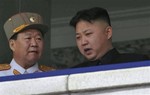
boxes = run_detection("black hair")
[69,7,111,28]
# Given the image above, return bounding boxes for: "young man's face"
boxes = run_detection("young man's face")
[9,29,44,68]
[75,20,112,61]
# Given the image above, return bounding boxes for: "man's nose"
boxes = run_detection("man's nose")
[31,38,38,46]
[81,37,88,46]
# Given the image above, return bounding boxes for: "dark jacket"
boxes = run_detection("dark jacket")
[73,48,149,68]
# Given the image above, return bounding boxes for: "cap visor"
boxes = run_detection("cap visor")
[20,24,48,34]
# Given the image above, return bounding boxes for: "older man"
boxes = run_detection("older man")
[0,12,54,77]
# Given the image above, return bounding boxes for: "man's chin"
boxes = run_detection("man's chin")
[28,57,39,63]
[86,56,96,61]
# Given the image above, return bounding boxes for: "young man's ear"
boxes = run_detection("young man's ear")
[105,26,112,40]
[9,39,15,51]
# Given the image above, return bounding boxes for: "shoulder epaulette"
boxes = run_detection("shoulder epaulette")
[0,63,11,71]
[39,65,55,72]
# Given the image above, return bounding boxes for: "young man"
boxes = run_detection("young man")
[0,12,54,77]
[69,7,149,68]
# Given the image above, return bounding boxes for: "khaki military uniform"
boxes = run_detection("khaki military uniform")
[0,12,55,77]
[0,59,55,77]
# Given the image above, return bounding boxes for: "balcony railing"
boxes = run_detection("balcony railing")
[0,60,150,95]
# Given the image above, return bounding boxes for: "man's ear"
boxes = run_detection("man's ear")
[105,26,112,40]
[9,39,15,51]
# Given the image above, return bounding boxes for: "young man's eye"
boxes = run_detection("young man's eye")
[25,37,31,40]
[76,36,80,40]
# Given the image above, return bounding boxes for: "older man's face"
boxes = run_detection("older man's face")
[9,29,44,68]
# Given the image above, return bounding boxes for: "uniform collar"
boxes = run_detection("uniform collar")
[100,48,119,64]
[10,59,40,74]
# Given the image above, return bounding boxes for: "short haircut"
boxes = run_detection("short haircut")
[69,7,111,28]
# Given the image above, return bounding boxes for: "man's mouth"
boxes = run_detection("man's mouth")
[29,51,38,54]
[84,48,92,54]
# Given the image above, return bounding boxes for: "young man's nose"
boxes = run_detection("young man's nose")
[81,37,88,46]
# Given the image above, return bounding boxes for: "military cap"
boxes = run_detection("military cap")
[4,12,48,40]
